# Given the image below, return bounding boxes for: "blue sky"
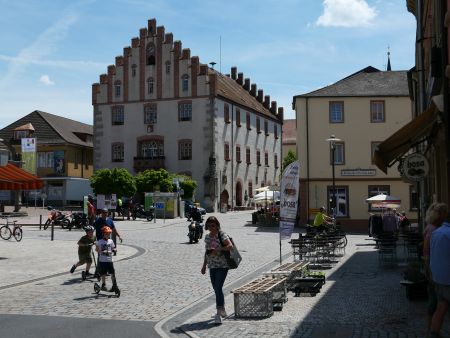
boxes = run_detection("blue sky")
[0,0,416,127]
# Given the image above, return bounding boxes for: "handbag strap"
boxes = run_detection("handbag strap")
[218,230,224,247]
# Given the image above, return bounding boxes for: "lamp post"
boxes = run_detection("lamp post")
[326,135,341,218]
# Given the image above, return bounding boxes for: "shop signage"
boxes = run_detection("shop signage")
[402,153,429,182]
[341,169,376,176]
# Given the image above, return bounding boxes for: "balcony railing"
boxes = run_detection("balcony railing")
[133,156,165,172]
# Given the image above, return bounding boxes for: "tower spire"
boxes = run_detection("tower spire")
[386,46,391,71]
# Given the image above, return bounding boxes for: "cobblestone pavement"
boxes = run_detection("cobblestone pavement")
[0,209,449,338]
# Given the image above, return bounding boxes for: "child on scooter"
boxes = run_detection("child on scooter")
[96,226,119,292]
[70,225,95,276]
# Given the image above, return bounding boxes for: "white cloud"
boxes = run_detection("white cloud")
[39,75,55,86]
[316,0,378,27]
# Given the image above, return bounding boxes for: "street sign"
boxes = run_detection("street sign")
[155,202,165,209]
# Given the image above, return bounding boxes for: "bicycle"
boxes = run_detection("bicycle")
[0,217,23,242]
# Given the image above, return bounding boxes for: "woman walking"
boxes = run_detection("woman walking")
[201,216,233,324]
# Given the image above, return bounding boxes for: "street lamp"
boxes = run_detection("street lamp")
[326,135,342,218]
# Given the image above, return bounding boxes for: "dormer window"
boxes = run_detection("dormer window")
[13,123,34,140]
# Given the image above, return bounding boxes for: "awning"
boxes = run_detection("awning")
[373,104,439,174]
[0,163,43,190]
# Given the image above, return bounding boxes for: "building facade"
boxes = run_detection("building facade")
[282,119,297,157]
[293,67,417,231]
[92,18,283,212]
[0,111,94,206]
[374,1,450,226]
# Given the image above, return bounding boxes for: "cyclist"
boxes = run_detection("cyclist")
[313,207,334,232]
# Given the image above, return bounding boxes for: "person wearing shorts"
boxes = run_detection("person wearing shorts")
[70,226,95,275]
[96,226,118,292]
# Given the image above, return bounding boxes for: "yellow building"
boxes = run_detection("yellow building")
[293,67,418,231]
[0,111,93,206]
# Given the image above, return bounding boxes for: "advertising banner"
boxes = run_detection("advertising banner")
[96,194,117,210]
[54,150,65,174]
[21,138,37,174]
[83,196,88,215]
[279,161,300,240]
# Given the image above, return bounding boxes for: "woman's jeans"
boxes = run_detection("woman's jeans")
[209,268,229,308]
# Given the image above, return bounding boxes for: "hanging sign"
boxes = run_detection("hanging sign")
[402,153,429,182]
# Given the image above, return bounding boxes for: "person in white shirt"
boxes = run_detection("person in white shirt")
[95,226,118,292]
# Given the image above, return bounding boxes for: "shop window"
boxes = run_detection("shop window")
[327,186,349,217]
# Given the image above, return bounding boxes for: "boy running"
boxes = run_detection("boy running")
[70,225,95,276]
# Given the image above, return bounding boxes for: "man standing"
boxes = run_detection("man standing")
[429,217,450,337]
[93,208,122,252]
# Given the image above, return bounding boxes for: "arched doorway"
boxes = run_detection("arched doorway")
[220,190,229,212]
[236,181,243,207]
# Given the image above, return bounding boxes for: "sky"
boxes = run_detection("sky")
[0,0,416,127]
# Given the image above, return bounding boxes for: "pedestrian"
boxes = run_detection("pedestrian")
[127,198,134,220]
[95,226,119,292]
[423,203,448,334]
[201,216,233,324]
[70,225,95,276]
[87,196,96,225]
[429,204,450,337]
[93,208,122,254]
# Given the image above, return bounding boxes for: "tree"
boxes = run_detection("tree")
[176,175,197,200]
[282,150,297,171]
[135,169,173,193]
[90,168,136,198]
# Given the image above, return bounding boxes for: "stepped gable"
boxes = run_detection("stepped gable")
[92,17,283,122]
[298,66,409,98]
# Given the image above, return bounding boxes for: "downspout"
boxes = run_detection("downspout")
[417,0,426,230]
[305,97,310,224]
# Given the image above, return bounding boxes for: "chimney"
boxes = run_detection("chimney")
[257,89,264,102]
[277,107,284,121]
[131,37,140,48]
[244,78,250,90]
[250,84,257,96]
[231,67,237,80]
[264,95,270,109]
[237,72,244,85]
[270,101,277,114]
[148,19,157,35]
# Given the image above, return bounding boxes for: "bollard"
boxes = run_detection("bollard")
[39,214,42,230]
[51,223,54,241]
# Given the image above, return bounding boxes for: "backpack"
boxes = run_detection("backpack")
[218,231,242,269]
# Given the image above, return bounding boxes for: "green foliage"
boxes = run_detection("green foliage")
[135,169,174,193]
[177,176,197,200]
[282,150,297,171]
[90,168,136,197]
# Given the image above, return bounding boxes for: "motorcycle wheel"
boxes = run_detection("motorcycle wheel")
[146,213,154,221]
[132,213,137,220]
[43,219,51,230]
[60,219,70,229]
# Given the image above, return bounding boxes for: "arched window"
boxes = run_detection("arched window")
[182,74,189,92]
[147,77,154,94]
[146,43,155,66]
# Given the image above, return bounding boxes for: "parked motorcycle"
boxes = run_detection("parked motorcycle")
[132,204,154,221]
[187,221,203,244]
[68,212,88,230]
[44,207,71,230]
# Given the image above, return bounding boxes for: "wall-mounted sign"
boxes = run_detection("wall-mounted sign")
[402,153,429,182]
[341,169,376,176]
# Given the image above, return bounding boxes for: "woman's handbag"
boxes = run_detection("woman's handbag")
[218,231,242,269]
